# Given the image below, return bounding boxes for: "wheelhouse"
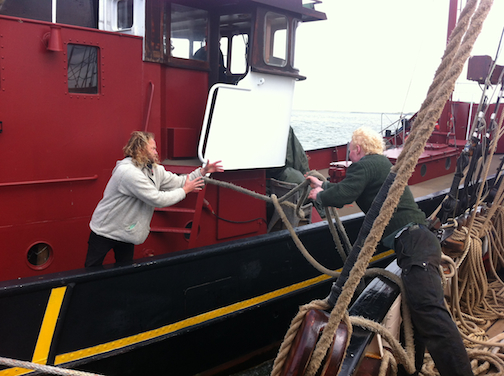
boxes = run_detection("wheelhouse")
[0,0,326,279]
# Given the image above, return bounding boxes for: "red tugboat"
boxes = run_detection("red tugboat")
[0,0,501,375]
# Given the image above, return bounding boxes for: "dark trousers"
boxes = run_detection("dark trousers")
[395,224,473,376]
[85,231,135,267]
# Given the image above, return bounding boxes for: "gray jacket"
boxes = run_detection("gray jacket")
[90,157,202,244]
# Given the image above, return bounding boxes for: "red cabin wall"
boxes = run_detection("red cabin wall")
[161,67,208,159]
[0,19,148,279]
[0,16,268,280]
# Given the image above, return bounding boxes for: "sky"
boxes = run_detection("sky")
[292,0,504,114]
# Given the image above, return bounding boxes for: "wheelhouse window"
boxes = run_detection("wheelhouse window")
[0,0,51,21]
[67,44,99,94]
[0,0,97,28]
[219,12,251,83]
[250,7,304,79]
[170,4,209,61]
[117,0,134,30]
[291,19,300,70]
[264,12,288,67]
[228,34,248,75]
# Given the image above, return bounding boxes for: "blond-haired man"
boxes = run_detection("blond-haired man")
[306,127,473,376]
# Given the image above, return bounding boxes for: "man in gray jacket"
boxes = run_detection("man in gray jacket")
[85,131,223,267]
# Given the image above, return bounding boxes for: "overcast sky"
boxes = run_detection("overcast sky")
[292,0,504,114]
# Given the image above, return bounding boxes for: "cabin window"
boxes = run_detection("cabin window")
[219,12,251,83]
[291,19,300,69]
[0,0,52,21]
[264,12,288,67]
[117,0,133,30]
[170,4,209,61]
[57,0,97,28]
[67,44,99,94]
[0,0,97,28]
[228,34,248,75]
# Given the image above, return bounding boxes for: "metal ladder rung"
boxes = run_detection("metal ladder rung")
[155,207,196,214]
[150,227,191,234]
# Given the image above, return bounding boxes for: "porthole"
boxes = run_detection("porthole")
[445,157,451,170]
[420,164,427,177]
[26,242,54,270]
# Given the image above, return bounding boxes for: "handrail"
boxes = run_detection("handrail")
[0,175,98,188]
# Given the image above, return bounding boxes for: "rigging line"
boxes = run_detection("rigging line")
[399,36,424,117]
[463,11,503,139]
[493,27,504,64]
[400,62,418,117]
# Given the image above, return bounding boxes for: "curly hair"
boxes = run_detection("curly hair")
[351,126,385,155]
[123,131,155,167]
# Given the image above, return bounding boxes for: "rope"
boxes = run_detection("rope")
[270,299,332,376]
[203,176,307,217]
[307,170,352,262]
[204,173,353,277]
[271,194,341,277]
[472,106,504,235]
[0,357,104,376]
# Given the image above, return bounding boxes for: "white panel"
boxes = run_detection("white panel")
[198,71,295,171]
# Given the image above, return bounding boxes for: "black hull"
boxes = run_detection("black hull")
[0,191,446,376]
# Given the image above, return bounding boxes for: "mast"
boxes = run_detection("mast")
[447,0,458,44]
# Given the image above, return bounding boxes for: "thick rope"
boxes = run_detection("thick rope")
[202,176,307,217]
[270,299,331,376]
[307,170,352,262]
[204,174,353,276]
[271,194,340,277]
[0,357,103,376]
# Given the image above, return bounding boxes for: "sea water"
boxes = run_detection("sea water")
[290,110,411,151]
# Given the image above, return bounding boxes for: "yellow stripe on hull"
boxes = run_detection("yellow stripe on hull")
[55,272,335,365]
[0,249,395,374]
[0,286,67,376]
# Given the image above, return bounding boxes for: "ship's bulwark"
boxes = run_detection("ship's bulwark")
[0,191,446,376]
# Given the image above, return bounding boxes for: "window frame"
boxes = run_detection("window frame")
[251,6,304,80]
[66,43,100,95]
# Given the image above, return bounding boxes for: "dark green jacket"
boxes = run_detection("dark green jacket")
[317,154,426,238]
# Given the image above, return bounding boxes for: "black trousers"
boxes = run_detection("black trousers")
[395,224,473,376]
[85,231,135,267]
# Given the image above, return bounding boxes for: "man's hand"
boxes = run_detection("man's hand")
[305,175,323,200]
[183,176,205,194]
[201,160,224,175]
[308,186,323,200]
[305,175,322,189]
